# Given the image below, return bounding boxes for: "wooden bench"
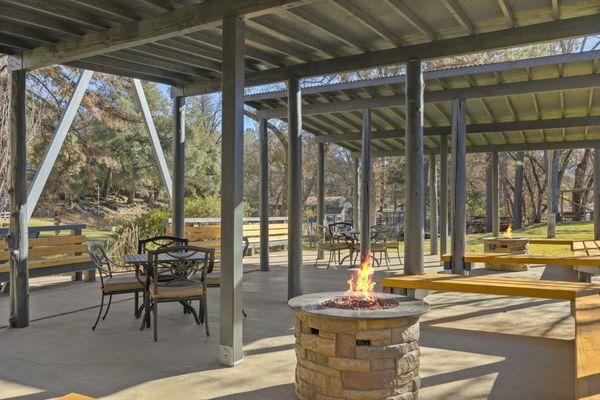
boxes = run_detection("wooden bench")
[441,252,600,269]
[0,225,94,284]
[572,241,600,279]
[529,238,577,246]
[381,273,600,399]
[575,294,600,399]
[167,222,289,254]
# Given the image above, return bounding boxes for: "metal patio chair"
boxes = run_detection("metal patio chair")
[351,229,390,270]
[147,245,212,341]
[88,242,145,330]
[373,224,402,266]
[314,224,351,268]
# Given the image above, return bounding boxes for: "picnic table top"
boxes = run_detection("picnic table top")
[441,252,600,266]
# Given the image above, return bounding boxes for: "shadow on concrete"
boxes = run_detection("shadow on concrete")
[209,383,295,399]
[421,325,574,399]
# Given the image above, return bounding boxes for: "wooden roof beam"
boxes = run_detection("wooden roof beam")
[333,0,404,46]
[366,139,600,157]
[385,0,437,40]
[497,0,517,28]
[440,0,476,34]
[316,116,600,142]
[184,14,600,95]
[254,73,600,119]
[12,0,309,70]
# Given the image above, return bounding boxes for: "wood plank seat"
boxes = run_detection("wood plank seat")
[0,234,94,282]
[382,273,600,399]
[529,238,577,246]
[167,222,288,254]
[381,273,600,300]
[575,294,600,400]
[572,241,600,275]
[441,252,600,268]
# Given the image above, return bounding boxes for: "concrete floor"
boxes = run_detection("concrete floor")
[0,250,590,400]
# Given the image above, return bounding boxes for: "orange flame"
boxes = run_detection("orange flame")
[503,224,513,239]
[347,251,375,298]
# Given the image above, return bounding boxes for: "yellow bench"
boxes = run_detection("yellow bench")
[441,252,600,268]
[167,222,288,254]
[0,233,93,283]
[381,273,600,400]
[572,241,600,279]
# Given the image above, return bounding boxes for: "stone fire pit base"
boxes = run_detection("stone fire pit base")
[290,292,429,400]
[483,237,529,272]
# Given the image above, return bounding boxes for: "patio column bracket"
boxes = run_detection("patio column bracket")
[133,78,173,203]
[27,69,93,222]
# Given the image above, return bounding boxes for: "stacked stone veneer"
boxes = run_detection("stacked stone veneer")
[294,311,421,400]
[483,238,529,271]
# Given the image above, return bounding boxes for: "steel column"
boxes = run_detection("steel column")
[492,152,500,237]
[316,142,325,259]
[353,157,360,228]
[361,109,372,265]
[220,15,244,367]
[485,155,493,233]
[8,70,29,328]
[133,78,173,202]
[172,96,186,239]
[547,151,558,238]
[429,155,438,255]
[403,60,425,275]
[513,151,525,229]
[27,70,93,221]
[450,99,467,275]
[259,119,269,271]
[287,76,303,299]
[439,135,448,255]
[594,149,600,240]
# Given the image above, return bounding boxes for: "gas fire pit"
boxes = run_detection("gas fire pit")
[288,291,429,400]
[483,225,530,271]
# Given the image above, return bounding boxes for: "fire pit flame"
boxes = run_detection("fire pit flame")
[346,251,375,299]
[503,224,513,239]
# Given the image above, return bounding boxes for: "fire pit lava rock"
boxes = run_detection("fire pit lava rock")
[289,292,429,400]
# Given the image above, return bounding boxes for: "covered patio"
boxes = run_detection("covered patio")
[0,251,577,400]
[1,0,600,399]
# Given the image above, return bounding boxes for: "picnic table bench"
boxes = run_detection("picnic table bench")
[442,238,600,281]
[381,273,600,399]
[166,220,288,255]
[0,224,94,286]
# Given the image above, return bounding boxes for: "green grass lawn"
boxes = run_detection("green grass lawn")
[386,220,593,256]
[26,218,116,242]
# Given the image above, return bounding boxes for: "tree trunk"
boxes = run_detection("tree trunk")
[101,167,112,199]
[573,149,591,219]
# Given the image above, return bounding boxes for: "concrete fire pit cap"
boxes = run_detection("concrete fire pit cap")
[483,237,529,242]
[288,291,430,319]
